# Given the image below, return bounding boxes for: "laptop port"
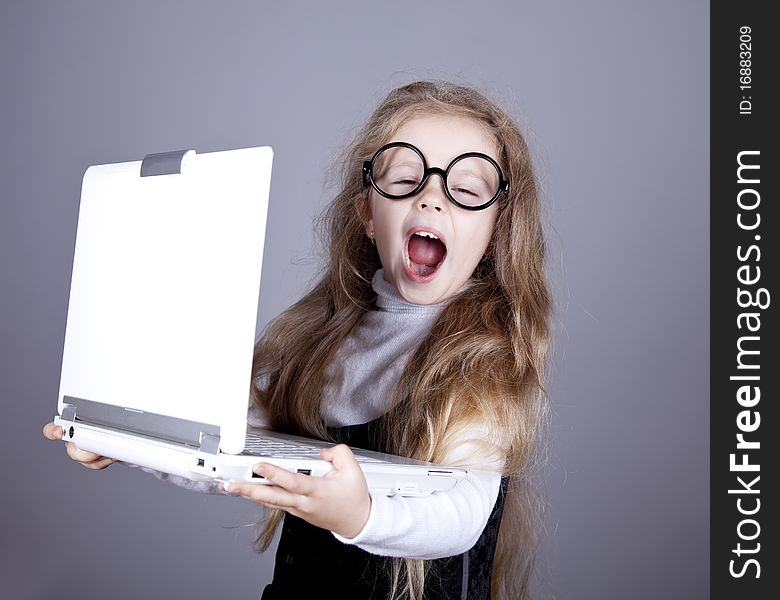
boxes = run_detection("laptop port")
[296,469,311,476]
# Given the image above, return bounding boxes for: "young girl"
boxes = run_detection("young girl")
[44,80,551,600]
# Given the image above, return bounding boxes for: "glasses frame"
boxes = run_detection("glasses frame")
[362,142,510,211]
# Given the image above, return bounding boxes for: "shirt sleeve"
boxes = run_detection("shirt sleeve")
[331,432,505,560]
[124,462,223,494]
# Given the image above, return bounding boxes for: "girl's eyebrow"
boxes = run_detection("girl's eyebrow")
[386,160,420,168]
[453,164,495,184]
[446,153,501,170]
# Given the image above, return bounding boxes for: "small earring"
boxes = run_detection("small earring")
[368,229,375,246]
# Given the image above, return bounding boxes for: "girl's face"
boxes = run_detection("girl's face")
[363,113,500,305]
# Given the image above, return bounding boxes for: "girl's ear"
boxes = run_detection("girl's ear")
[364,218,375,241]
[356,194,374,239]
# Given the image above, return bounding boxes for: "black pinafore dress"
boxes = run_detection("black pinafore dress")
[260,418,508,600]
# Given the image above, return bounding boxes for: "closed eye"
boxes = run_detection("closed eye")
[452,186,478,196]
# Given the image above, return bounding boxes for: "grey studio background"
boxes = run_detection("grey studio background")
[0,1,708,599]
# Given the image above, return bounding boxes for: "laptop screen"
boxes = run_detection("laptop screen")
[58,147,273,454]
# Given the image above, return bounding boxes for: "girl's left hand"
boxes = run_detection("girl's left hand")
[220,444,371,539]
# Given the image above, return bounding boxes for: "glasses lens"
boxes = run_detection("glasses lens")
[372,146,424,197]
[447,156,501,207]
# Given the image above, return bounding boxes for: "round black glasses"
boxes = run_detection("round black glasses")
[362,142,510,211]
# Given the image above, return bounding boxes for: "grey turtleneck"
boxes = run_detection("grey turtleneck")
[320,269,449,427]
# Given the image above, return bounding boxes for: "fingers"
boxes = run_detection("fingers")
[252,463,315,496]
[65,442,115,469]
[80,456,116,470]
[219,463,320,511]
[65,441,101,463]
[44,422,115,470]
[221,479,303,512]
[43,423,63,441]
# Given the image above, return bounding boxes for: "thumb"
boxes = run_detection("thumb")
[320,444,357,469]
[43,423,63,441]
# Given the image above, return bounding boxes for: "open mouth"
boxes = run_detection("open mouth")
[405,228,447,282]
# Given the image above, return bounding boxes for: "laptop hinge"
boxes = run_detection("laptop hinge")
[140,149,194,177]
[198,433,221,454]
[61,403,77,422]
[62,395,221,452]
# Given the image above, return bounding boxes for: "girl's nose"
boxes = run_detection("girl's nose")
[414,176,447,213]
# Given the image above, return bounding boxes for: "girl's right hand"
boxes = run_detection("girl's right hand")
[42,423,117,470]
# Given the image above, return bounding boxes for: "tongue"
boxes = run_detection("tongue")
[408,235,446,269]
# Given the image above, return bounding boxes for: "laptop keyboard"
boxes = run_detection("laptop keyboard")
[243,431,386,463]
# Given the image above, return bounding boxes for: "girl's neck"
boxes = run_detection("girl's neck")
[372,268,460,314]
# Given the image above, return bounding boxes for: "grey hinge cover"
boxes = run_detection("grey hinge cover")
[140,149,193,177]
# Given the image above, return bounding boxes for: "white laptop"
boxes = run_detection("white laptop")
[54,146,467,497]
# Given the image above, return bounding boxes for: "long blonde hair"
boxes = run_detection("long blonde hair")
[252,80,551,599]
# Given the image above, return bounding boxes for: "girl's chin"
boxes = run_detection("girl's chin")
[395,269,458,305]
[398,287,445,305]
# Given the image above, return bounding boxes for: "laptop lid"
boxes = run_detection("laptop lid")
[57,146,273,455]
